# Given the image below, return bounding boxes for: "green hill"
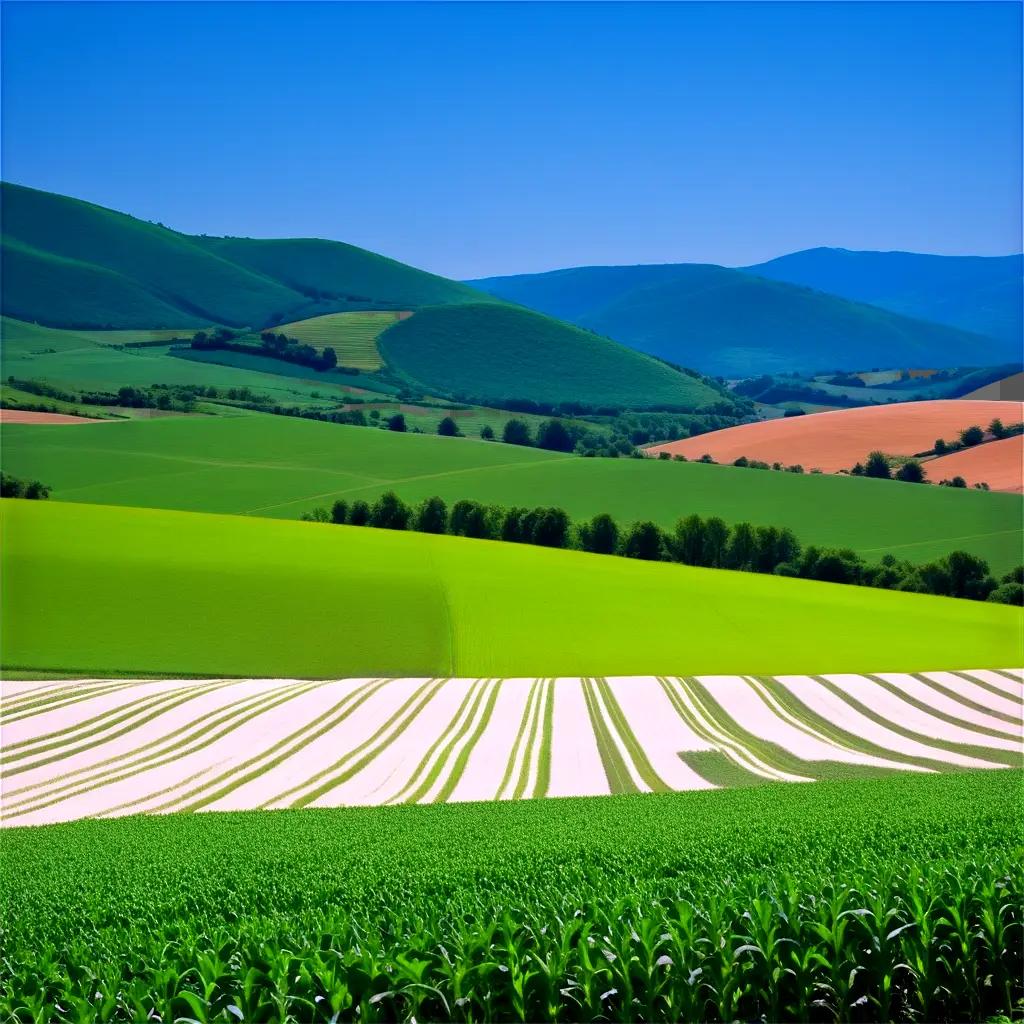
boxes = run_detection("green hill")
[469,263,1003,376]
[3,499,1018,677]
[376,302,726,409]
[1,184,728,411]
[3,415,1020,573]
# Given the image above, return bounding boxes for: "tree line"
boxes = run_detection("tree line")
[1,473,50,499]
[300,493,1023,605]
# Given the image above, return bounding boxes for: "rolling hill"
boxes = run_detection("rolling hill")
[468,263,1001,376]
[1,184,729,411]
[4,414,1021,573]
[745,248,1023,345]
[376,302,728,408]
[3,500,1019,678]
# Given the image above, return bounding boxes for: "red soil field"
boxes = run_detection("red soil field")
[924,435,1024,494]
[0,410,107,425]
[647,400,1024,473]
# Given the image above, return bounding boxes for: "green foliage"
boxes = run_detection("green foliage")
[387,413,407,432]
[502,417,533,446]
[578,512,620,555]
[377,302,729,410]
[1,771,1021,1023]
[0,472,49,499]
[536,418,575,452]
[896,459,926,483]
[865,450,892,479]
[437,415,460,437]
[413,496,449,534]
[961,424,985,447]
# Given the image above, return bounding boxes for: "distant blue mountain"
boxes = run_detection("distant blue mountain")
[468,259,1011,377]
[744,248,1022,345]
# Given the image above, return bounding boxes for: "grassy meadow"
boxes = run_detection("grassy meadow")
[3,414,1020,572]
[3,499,1019,678]
[272,310,406,369]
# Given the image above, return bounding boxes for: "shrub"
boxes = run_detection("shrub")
[368,491,411,530]
[502,418,533,446]
[536,419,575,452]
[437,416,460,437]
[864,451,892,479]
[578,513,620,555]
[622,521,665,561]
[895,460,926,483]
[413,496,448,534]
[960,425,984,447]
[387,413,407,432]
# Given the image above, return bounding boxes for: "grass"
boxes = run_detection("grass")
[377,301,727,409]
[2,499,1020,678]
[270,310,409,369]
[3,413,1020,572]
[1,770,1021,1022]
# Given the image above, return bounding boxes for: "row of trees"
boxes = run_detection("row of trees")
[300,494,1023,605]
[190,329,342,373]
[1,473,50,499]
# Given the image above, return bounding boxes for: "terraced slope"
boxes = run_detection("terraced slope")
[3,670,1020,825]
[3,501,1020,679]
[272,310,411,369]
[4,415,1021,572]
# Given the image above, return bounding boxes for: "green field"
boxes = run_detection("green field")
[3,414,1020,572]
[3,499,1019,677]
[2,770,1020,1022]
[377,302,726,409]
[270,310,407,369]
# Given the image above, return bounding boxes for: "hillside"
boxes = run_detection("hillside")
[745,248,1023,344]
[647,399,1023,476]
[0,183,485,329]
[4,500,1019,677]
[468,263,1001,376]
[376,302,726,408]
[4,414,1021,572]
[925,435,1024,493]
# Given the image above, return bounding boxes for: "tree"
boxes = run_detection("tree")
[579,512,620,555]
[622,521,665,561]
[530,507,571,548]
[536,419,574,452]
[348,500,371,526]
[895,460,926,483]
[300,506,330,523]
[330,500,349,525]
[437,416,460,437]
[989,418,1007,440]
[672,514,707,566]
[933,438,949,455]
[368,491,410,530]
[320,347,338,370]
[480,424,495,440]
[703,517,730,568]
[850,462,865,476]
[864,451,892,479]
[960,425,984,447]
[500,507,528,543]
[943,476,967,488]
[413,496,448,534]
[450,499,492,539]
[725,522,757,571]
[503,418,532,446]
[988,582,1024,606]
[1,473,24,497]
[944,550,995,600]
[387,413,407,432]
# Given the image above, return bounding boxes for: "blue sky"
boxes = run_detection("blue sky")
[1,2,1020,278]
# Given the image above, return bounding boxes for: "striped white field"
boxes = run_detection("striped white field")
[2,671,1020,826]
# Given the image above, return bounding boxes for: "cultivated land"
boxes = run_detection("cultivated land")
[648,399,1023,472]
[925,434,1024,493]
[3,670,1020,826]
[0,409,106,424]
[271,310,409,369]
[2,770,1021,1022]
[3,500,1021,678]
[4,414,1021,572]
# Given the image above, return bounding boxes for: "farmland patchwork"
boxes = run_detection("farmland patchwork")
[3,670,1020,825]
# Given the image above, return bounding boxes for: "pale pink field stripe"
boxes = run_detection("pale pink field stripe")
[176,680,379,813]
[775,676,996,768]
[698,676,905,769]
[418,680,501,804]
[449,680,537,802]
[2,679,208,749]
[1,679,116,702]
[545,678,609,799]
[873,673,1023,741]
[607,676,716,791]
[329,678,474,806]
[263,677,428,809]
[920,672,1024,717]
[5,679,288,796]
[960,669,1024,698]
[20,681,331,823]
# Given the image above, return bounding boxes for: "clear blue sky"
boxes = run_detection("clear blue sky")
[2,1,1020,278]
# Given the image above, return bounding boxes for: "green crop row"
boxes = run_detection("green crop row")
[2,770,1021,1023]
